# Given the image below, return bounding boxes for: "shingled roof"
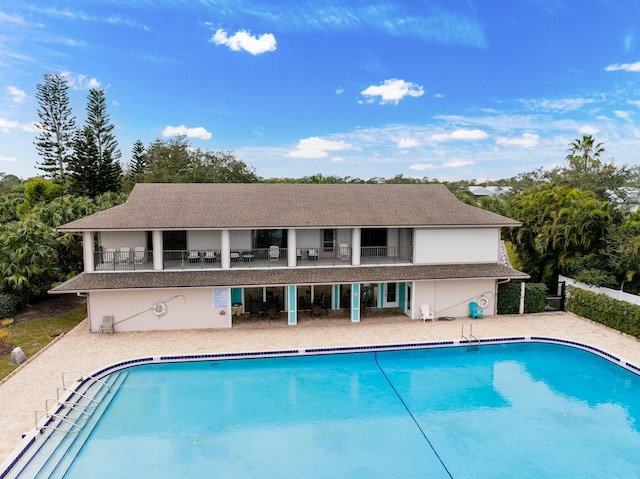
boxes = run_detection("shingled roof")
[50,263,528,293]
[58,183,521,231]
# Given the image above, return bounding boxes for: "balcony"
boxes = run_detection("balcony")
[93,245,412,272]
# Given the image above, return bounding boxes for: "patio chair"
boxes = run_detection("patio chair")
[103,248,116,264]
[468,301,484,320]
[118,247,130,263]
[269,245,280,261]
[188,250,201,263]
[339,243,350,260]
[134,247,146,264]
[99,315,114,334]
[307,248,318,260]
[420,304,435,322]
[204,250,217,263]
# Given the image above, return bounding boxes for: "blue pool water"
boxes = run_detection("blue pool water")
[20,343,640,478]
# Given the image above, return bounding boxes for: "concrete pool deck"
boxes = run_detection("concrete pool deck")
[2,311,640,464]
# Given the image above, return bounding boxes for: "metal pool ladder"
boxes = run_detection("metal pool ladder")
[461,324,480,351]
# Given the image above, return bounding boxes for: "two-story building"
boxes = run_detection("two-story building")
[51,183,528,332]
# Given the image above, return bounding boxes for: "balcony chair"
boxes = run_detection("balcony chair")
[269,245,280,261]
[420,304,435,322]
[103,248,116,265]
[307,248,318,260]
[339,243,350,260]
[118,247,130,263]
[468,301,484,320]
[204,250,217,263]
[188,250,201,263]
[134,247,146,264]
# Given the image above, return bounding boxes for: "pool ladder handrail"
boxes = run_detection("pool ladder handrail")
[61,370,111,390]
[461,324,480,345]
[35,409,81,434]
[45,398,92,418]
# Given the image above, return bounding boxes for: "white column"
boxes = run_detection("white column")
[221,230,231,269]
[287,228,297,266]
[152,231,163,270]
[83,231,94,272]
[351,227,361,266]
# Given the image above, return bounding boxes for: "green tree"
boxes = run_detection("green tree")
[69,127,101,197]
[16,177,62,217]
[144,136,258,183]
[128,139,148,183]
[566,135,604,173]
[506,184,620,283]
[68,89,122,196]
[34,73,76,183]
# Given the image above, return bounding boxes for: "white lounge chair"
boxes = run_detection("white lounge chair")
[118,247,130,263]
[307,248,318,260]
[339,243,350,260]
[103,248,116,264]
[204,250,217,263]
[188,250,201,263]
[99,315,114,334]
[134,247,146,264]
[421,304,435,322]
[269,245,280,261]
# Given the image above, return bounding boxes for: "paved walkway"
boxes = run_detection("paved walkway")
[2,311,640,464]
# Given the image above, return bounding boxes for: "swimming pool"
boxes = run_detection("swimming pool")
[6,341,640,478]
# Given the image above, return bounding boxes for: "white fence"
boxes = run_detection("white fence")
[559,274,640,306]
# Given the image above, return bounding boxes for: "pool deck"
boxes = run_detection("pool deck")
[2,311,640,464]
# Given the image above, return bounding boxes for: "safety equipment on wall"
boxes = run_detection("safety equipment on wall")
[152,301,167,316]
[477,296,489,309]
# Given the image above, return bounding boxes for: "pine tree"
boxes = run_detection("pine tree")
[129,139,148,182]
[68,88,122,196]
[34,74,76,183]
[68,127,100,197]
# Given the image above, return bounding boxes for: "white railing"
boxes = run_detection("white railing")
[559,274,640,306]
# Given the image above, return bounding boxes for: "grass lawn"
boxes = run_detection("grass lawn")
[0,304,87,381]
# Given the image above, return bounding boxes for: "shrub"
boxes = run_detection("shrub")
[0,293,21,320]
[566,287,640,338]
[497,281,547,314]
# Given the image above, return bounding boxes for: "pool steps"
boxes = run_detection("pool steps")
[9,371,128,479]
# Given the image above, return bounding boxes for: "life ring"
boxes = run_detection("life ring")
[152,302,167,316]
[477,296,489,309]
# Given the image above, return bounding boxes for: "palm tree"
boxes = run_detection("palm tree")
[566,135,605,173]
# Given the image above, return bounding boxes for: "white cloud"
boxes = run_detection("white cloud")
[431,129,488,142]
[0,118,20,133]
[409,163,437,171]
[330,157,346,162]
[61,71,101,90]
[360,79,424,105]
[443,159,474,168]
[397,137,419,148]
[212,29,277,55]
[496,132,539,148]
[523,98,594,112]
[605,62,640,72]
[335,87,344,95]
[0,155,17,162]
[579,125,599,135]
[614,110,633,121]
[162,125,212,140]
[288,136,351,158]
[7,86,27,103]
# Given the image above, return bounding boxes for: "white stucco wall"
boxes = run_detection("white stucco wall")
[413,228,500,264]
[88,287,232,332]
[410,278,497,319]
[99,231,147,251]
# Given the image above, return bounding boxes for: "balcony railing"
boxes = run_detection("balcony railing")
[94,248,153,271]
[93,245,412,271]
[360,246,412,265]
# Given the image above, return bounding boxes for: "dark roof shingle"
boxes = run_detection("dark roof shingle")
[58,183,521,231]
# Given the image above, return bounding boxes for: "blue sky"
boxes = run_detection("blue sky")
[2,0,640,182]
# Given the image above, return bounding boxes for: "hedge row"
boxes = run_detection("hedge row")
[497,282,547,314]
[566,286,640,338]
